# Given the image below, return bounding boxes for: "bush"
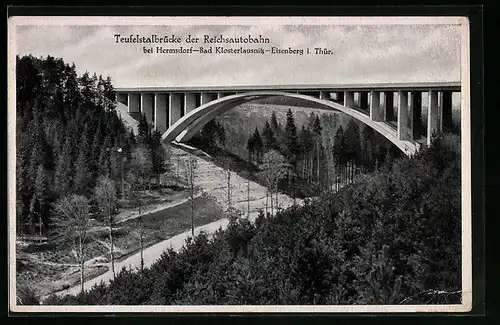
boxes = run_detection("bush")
[16,286,40,305]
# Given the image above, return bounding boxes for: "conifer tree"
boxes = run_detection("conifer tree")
[247,127,263,163]
[262,120,276,152]
[98,135,112,177]
[284,109,299,167]
[16,55,42,112]
[79,72,93,106]
[74,133,91,195]
[344,120,361,183]
[252,127,263,162]
[333,126,345,189]
[137,114,150,145]
[103,76,116,102]
[16,55,132,238]
[270,111,280,134]
[16,143,28,235]
[361,126,375,172]
[63,63,80,111]
[54,138,73,196]
[33,164,48,242]
[312,115,322,184]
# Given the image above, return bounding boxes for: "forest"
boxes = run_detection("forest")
[16,54,167,239]
[42,134,462,305]
[15,54,461,306]
[190,106,401,198]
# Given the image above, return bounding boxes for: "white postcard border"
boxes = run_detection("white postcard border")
[8,15,473,313]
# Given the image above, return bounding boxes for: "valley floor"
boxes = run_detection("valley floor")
[18,144,299,302]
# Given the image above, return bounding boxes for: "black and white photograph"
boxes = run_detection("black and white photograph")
[8,16,471,312]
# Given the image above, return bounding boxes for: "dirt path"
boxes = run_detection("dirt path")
[42,146,300,302]
[169,144,301,216]
[113,192,201,225]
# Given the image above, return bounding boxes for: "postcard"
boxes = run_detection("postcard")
[8,16,471,313]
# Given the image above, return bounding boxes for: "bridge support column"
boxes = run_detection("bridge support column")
[217,92,236,99]
[359,92,369,110]
[334,92,344,104]
[154,93,168,133]
[311,91,321,99]
[184,93,197,114]
[319,91,330,100]
[344,91,355,107]
[383,92,395,121]
[195,93,201,107]
[142,93,154,124]
[440,91,453,132]
[169,93,182,126]
[411,91,423,140]
[397,91,412,140]
[369,91,383,121]
[427,90,440,145]
[200,93,210,106]
[128,93,141,115]
[117,93,128,106]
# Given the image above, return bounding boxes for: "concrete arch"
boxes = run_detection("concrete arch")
[161,91,420,156]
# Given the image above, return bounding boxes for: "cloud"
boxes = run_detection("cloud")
[15,23,462,87]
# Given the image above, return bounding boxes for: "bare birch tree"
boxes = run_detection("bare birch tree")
[51,195,91,294]
[184,155,198,237]
[246,172,251,218]
[130,147,153,189]
[260,150,291,217]
[94,176,118,279]
[136,215,146,275]
[219,155,233,212]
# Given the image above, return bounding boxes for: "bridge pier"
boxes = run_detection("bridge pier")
[334,92,344,105]
[184,93,197,114]
[383,92,395,121]
[195,93,202,107]
[441,91,453,132]
[201,92,214,105]
[169,93,182,126]
[218,92,236,99]
[397,91,412,141]
[142,93,155,124]
[369,91,383,121]
[154,93,168,133]
[128,93,141,115]
[411,91,423,140]
[319,91,329,100]
[201,93,209,105]
[359,92,369,111]
[344,91,355,107]
[427,90,440,145]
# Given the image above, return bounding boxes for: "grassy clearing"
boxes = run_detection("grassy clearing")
[16,187,228,300]
[112,193,228,262]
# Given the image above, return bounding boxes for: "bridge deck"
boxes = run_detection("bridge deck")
[115,81,461,93]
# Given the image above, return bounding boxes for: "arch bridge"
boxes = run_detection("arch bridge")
[115,82,461,156]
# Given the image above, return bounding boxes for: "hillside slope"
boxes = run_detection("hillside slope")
[44,134,461,306]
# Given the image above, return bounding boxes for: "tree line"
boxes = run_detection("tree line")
[41,134,461,306]
[195,107,401,200]
[16,55,171,293]
[16,54,167,240]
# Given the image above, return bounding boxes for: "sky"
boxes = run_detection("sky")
[15,22,463,88]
